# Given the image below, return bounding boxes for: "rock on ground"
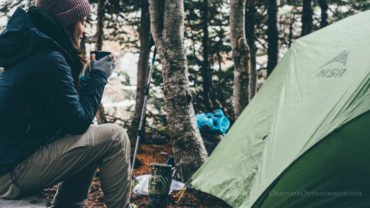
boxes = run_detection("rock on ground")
[0,196,47,208]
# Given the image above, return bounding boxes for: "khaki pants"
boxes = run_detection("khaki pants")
[0,123,131,208]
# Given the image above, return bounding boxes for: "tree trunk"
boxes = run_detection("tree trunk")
[95,0,107,124]
[288,13,296,48]
[318,0,329,28]
[267,0,279,76]
[201,0,215,111]
[301,0,313,36]
[130,0,151,140]
[95,105,107,124]
[149,0,208,181]
[230,0,249,120]
[245,0,257,99]
[96,0,106,51]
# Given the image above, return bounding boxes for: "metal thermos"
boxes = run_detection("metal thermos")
[148,163,173,208]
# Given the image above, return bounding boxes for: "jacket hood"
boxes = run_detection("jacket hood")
[0,8,40,67]
[0,7,81,69]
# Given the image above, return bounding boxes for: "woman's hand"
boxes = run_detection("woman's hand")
[90,54,115,78]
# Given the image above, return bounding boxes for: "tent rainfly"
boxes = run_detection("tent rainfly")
[190,10,370,208]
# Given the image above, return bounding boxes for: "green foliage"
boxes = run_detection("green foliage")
[330,0,370,20]
[185,0,234,118]
[117,71,131,86]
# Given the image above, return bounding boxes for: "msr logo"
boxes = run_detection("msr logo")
[315,50,350,78]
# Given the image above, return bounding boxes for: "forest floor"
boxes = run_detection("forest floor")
[43,142,231,208]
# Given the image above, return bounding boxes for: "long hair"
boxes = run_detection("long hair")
[64,21,88,90]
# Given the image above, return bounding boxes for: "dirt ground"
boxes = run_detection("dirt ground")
[43,142,231,208]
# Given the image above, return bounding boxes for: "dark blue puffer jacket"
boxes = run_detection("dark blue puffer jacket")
[0,8,108,175]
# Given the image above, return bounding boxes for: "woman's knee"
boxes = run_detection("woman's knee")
[83,124,130,151]
[107,124,130,148]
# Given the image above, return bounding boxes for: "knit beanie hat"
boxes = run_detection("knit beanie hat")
[35,0,91,27]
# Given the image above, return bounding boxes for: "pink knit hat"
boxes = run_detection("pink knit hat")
[35,0,91,27]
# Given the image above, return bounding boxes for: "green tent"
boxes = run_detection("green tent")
[190,11,370,208]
